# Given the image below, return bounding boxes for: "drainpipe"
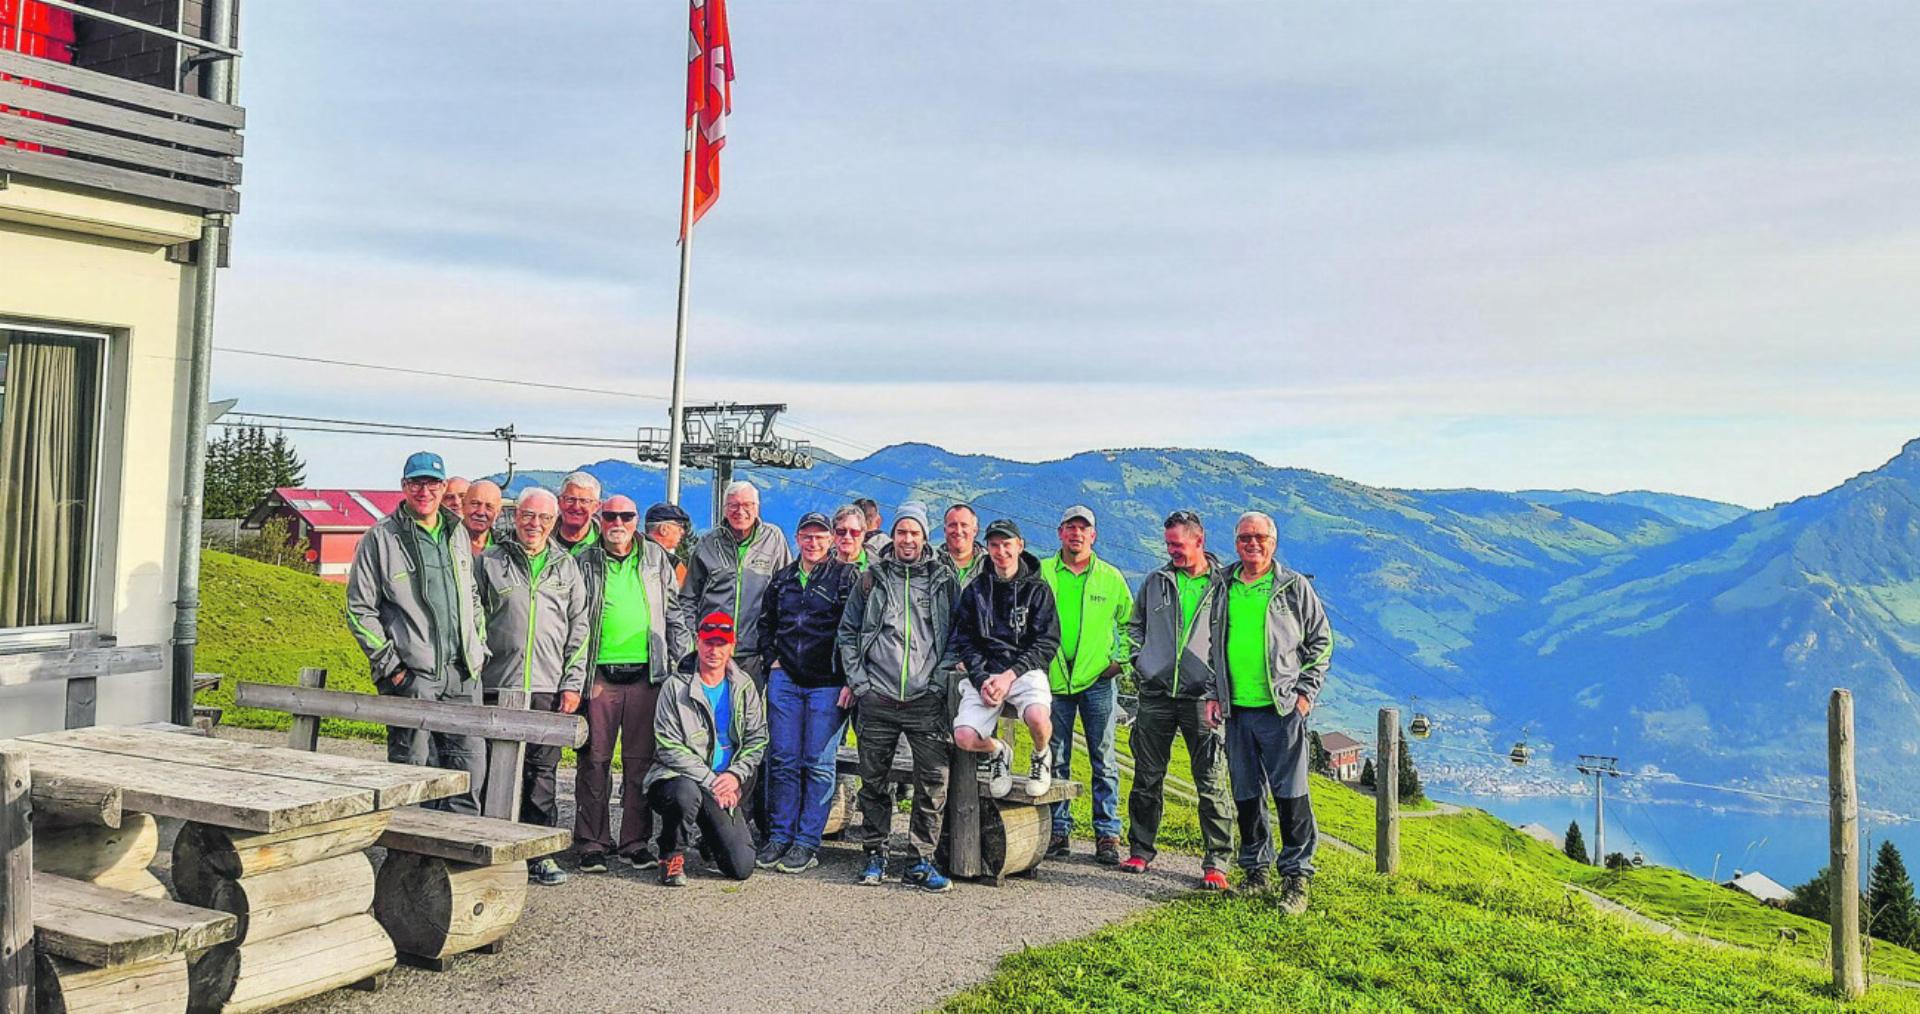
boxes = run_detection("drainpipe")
[170,0,236,726]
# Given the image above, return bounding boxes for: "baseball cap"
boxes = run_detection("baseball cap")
[645,501,693,528]
[795,511,831,533]
[697,611,736,644]
[402,451,446,481]
[1059,505,1096,526]
[983,518,1023,542]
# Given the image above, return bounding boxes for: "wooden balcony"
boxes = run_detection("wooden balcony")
[0,48,242,215]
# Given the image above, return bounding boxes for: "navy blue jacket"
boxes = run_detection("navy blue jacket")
[756,556,858,688]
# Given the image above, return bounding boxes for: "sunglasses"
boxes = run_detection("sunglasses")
[1164,509,1202,527]
[698,622,734,636]
[833,527,865,537]
[600,511,638,522]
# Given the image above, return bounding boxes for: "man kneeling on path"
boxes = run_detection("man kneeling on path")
[949,519,1060,799]
[1217,511,1332,913]
[645,611,768,886]
[837,502,961,892]
[476,487,589,887]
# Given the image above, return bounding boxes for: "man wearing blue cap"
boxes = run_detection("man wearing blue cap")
[346,451,488,813]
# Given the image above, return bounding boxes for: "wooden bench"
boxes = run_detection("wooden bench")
[237,668,581,973]
[32,873,237,1014]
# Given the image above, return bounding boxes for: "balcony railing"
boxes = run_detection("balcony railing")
[0,43,242,215]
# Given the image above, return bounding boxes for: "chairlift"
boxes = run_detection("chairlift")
[1509,740,1532,766]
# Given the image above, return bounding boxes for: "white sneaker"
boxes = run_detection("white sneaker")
[1027,746,1053,797]
[986,740,1015,797]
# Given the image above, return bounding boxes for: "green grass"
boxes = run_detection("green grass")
[948,777,1920,1013]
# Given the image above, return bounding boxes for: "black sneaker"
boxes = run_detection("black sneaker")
[529,857,570,886]
[620,846,659,871]
[776,845,820,874]
[756,839,790,869]
[576,850,609,874]
[1278,875,1309,915]
[1243,866,1272,893]
[1046,834,1071,859]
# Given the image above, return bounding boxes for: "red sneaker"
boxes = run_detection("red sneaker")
[1118,856,1150,875]
[1201,868,1232,892]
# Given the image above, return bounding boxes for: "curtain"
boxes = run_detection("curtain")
[0,332,99,628]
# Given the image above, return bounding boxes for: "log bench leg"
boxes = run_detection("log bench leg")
[374,855,526,971]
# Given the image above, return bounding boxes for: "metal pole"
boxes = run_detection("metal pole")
[1593,771,1605,867]
[1830,688,1865,999]
[169,0,235,727]
[1376,708,1399,875]
[665,61,698,507]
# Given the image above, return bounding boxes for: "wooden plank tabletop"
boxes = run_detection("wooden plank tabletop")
[34,872,236,967]
[0,735,376,833]
[24,727,466,811]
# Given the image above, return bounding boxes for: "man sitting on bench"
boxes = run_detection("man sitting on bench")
[644,611,768,886]
[949,519,1061,799]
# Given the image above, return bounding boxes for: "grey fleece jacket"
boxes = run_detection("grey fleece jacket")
[836,547,960,705]
[1212,562,1334,718]
[475,540,590,694]
[1128,554,1228,700]
[643,661,769,793]
[680,521,792,662]
[345,507,488,693]
[577,540,692,686]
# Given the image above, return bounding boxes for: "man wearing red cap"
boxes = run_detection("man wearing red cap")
[643,610,768,886]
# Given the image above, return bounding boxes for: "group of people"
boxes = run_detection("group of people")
[344,449,1333,912]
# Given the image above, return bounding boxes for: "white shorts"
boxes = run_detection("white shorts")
[954,670,1053,737]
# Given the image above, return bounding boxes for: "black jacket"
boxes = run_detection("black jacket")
[756,555,858,688]
[948,551,1061,690]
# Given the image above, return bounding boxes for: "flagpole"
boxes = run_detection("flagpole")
[666,109,697,506]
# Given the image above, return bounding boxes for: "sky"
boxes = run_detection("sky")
[213,2,1920,509]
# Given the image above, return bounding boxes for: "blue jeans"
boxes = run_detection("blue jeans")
[766,669,847,850]
[1048,677,1121,839]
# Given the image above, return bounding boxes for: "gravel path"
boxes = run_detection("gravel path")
[210,729,1206,1013]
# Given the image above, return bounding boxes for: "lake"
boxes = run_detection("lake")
[1437,788,1920,889]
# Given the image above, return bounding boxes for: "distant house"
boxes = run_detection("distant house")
[1724,870,1793,907]
[1514,823,1565,850]
[245,489,404,582]
[1320,732,1365,781]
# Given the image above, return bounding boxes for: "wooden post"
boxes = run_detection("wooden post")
[285,669,329,752]
[1829,689,1865,999]
[2,752,35,1014]
[63,630,100,731]
[947,682,983,879]
[1376,709,1399,876]
[483,691,529,821]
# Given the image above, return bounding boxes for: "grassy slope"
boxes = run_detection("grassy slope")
[950,777,1920,1013]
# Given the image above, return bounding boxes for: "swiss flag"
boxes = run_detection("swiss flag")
[683,0,733,237]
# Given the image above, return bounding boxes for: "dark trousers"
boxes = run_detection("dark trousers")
[649,776,756,881]
[1126,694,1234,870]
[1227,706,1317,876]
[519,692,564,828]
[386,670,483,815]
[852,694,950,860]
[574,676,660,854]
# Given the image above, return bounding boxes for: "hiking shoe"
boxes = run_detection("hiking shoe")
[857,853,887,886]
[776,845,820,874]
[1095,836,1122,865]
[1026,748,1053,797]
[985,740,1015,797]
[1242,866,1273,893]
[530,858,570,886]
[1046,834,1071,859]
[620,846,659,871]
[905,859,952,893]
[756,839,791,869]
[1201,868,1232,892]
[576,850,608,874]
[1118,856,1150,875]
[660,854,688,887]
[1278,875,1309,915]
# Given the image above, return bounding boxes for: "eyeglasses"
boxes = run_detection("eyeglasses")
[517,512,557,524]
[833,527,864,537]
[1164,509,1202,527]
[560,495,596,508]
[600,511,637,522]
[403,478,444,491]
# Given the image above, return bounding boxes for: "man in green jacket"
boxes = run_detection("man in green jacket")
[1039,505,1133,864]
[1216,511,1332,913]
[1119,510,1236,890]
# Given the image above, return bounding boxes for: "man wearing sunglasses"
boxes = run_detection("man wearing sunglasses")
[1215,511,1331,912]
[346,451,487,814]
[830,505,871,570]
[476,486,590,886]
[1119,509,1236,890]
[646,611,768,886]
[572,495,692,874]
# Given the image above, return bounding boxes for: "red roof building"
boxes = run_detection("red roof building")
[244,488,404,582]
[1320,731,1366,782]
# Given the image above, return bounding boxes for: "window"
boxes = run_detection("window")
[0,326,105,629]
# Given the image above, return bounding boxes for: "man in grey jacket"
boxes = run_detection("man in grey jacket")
[680,480,791,683]
[836,501,962,892]
[476,487,589,886]
[1216,511,1333,911]
[645,611,769,886]
[1119,509,1236,889]
[345,451,487,814]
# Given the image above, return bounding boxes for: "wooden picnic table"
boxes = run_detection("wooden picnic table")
[1,726,469,1013]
